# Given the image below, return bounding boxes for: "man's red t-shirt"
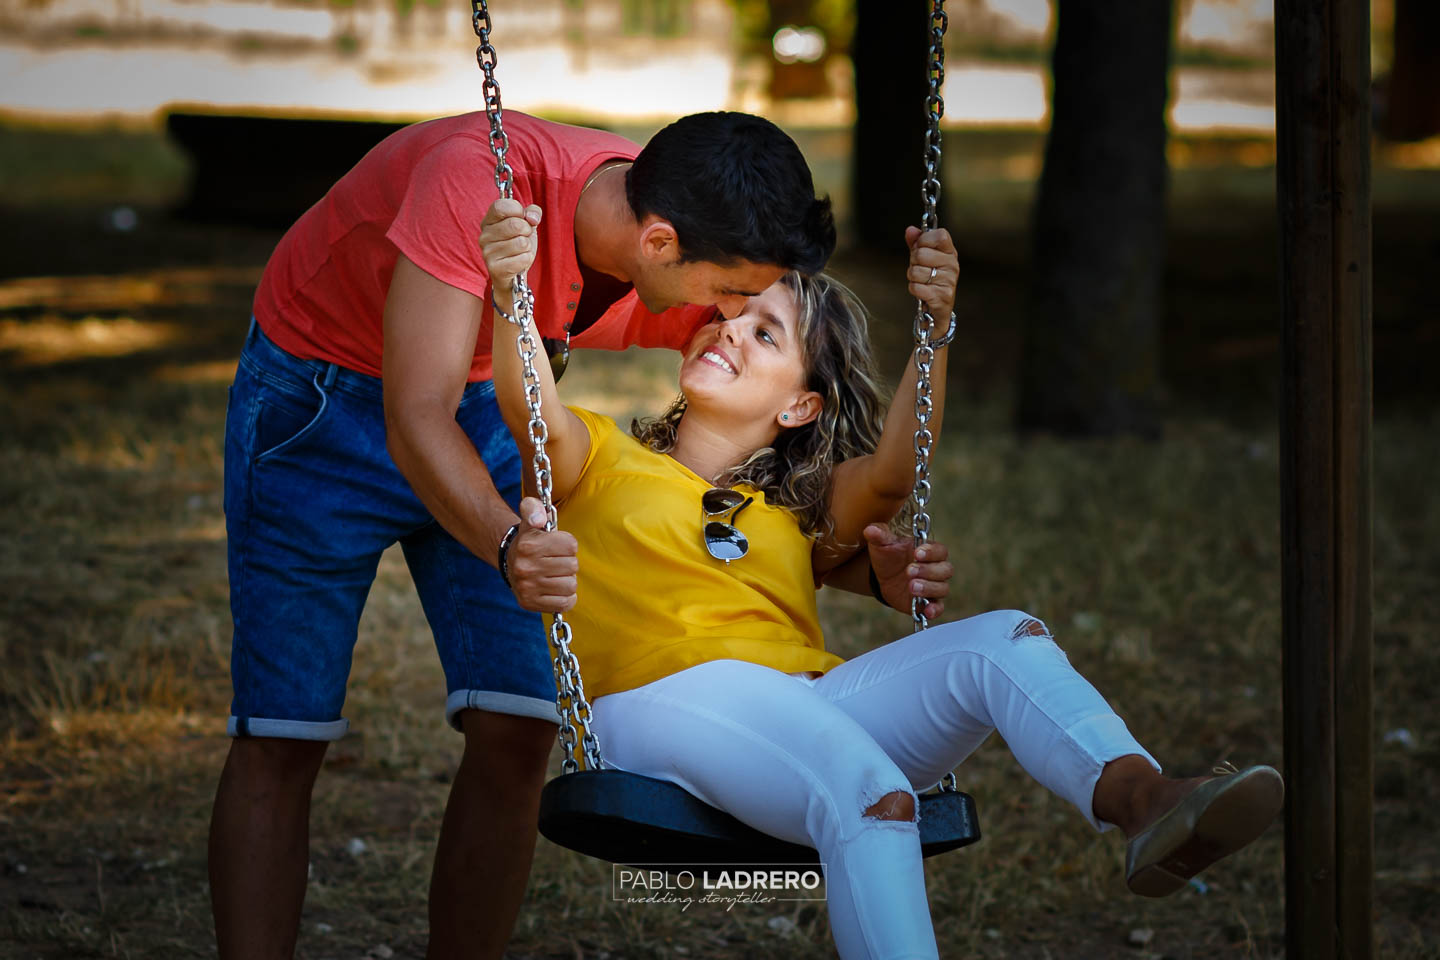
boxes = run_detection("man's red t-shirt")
[253,111,713,382]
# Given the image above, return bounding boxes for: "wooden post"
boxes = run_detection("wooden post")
[1274,2,1373,959]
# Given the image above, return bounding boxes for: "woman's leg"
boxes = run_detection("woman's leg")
[810,609,1157,831]
[814,610,1284,895]
[592,660,939,960]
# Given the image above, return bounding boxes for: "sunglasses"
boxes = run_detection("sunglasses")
[701,487,754,563]
[543,335,570,383]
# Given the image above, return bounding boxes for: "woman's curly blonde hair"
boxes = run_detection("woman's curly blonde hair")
[631,272,891,540]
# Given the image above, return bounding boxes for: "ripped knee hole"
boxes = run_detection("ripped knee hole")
[1011,617,1049,640]
[863,790,917,822]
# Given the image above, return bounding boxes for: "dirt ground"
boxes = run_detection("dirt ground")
[1,123,1438,959]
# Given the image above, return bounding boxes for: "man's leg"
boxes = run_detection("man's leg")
[217,322,412,957]
[209,737,328,960]
[427,710,556,960]
[404,381,562,959]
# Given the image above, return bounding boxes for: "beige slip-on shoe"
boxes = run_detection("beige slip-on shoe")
[1125,763,1285,898]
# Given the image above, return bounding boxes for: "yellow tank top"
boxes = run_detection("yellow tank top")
[556,407,844,698]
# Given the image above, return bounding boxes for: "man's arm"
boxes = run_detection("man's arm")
[382,253,578,613]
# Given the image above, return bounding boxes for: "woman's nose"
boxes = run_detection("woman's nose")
[715,317,746,345]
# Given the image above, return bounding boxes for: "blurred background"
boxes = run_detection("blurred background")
[1,2,1437,958]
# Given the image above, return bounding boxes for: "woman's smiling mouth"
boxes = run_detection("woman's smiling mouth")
[699,348,737,375]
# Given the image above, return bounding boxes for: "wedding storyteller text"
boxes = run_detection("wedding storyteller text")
[611,865,827,909]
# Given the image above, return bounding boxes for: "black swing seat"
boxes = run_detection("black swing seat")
[538,769,981,873]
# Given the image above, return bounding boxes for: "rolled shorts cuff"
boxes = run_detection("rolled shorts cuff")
[227,715,350,741]
[445,689,562,731]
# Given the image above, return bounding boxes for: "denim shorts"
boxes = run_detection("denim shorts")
[223,319,557,740]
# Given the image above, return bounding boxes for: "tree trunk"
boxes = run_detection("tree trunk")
[1383,0,1440,141]
[1016,1,1173,437]
[852,0,942,251]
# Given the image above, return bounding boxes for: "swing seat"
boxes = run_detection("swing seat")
[538,769,981,873]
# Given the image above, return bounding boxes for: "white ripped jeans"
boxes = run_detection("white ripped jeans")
[590,609,1159,960]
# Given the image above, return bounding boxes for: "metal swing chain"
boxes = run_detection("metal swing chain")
[915,1,959,795]
[911,0,947,635]
[474,0,602,774]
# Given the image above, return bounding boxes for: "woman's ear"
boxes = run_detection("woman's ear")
[638,216,679,264]
[779,391,823,429]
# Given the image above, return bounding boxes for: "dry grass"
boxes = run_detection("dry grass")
[2,123,1438,959]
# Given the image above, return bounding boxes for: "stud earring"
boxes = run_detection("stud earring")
[781,413,789,421]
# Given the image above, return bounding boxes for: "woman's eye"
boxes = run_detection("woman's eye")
[758,328,775,345]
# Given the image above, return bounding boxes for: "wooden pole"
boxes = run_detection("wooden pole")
[1275,2,1373,959]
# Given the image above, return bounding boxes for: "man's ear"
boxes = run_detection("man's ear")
[780,391,823,429]
[638,215,680,264]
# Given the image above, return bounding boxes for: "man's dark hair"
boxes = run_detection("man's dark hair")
[626,112,835,275]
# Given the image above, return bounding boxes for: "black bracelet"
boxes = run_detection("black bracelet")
[497,522,521,587]
[867,562,889,607]
[492,296,518,324]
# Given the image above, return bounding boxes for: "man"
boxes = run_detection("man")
[209,109,951,959]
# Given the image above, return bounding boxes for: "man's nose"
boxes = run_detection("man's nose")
[715,295,747,319]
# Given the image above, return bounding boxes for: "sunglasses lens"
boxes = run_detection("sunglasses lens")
[702,488,746,515]
[543,337,570,383]
[704,521,749,562]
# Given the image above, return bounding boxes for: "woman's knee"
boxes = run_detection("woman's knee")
[863,789,917,823]
[1008,612,1049,639]
[974,609,1049,641]
[924,610,1054,662]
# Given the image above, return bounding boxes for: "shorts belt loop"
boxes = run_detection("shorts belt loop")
[322,362,339,389]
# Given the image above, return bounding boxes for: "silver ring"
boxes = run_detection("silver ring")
[927,266,938,282]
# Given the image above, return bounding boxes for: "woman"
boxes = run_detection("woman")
[480,198,1284,959]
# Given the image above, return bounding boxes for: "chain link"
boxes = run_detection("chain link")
[474,0,602,773]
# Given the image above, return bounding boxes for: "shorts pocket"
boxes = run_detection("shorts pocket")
[255,373,330,462]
